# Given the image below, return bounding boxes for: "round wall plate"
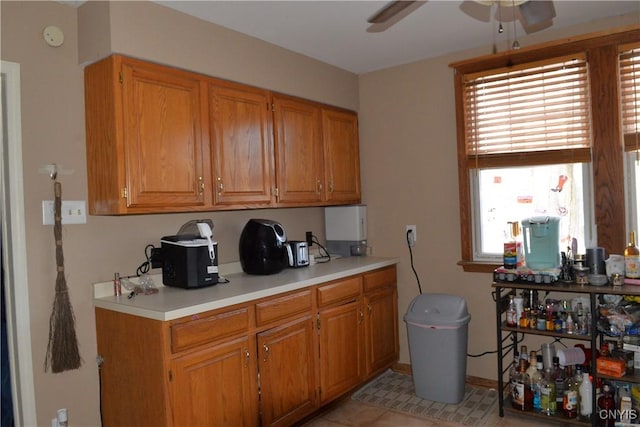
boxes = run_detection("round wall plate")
[43,25,64,47]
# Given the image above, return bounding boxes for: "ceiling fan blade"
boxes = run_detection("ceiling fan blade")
[367,1,419,24]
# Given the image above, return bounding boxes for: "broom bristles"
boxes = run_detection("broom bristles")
[45,181,82,373]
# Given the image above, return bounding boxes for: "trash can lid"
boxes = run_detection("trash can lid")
[403,293,470,327]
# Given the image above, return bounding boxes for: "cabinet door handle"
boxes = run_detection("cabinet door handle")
[244,349,250,367]
[217,177,223,195]
[316,179,323,194]
[359,310,364,324]
[198,176,204,195]
[263,344,270,362]
[368,304,372,316]
[329,181,334,193]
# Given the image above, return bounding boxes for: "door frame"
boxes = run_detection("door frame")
[1,60,37,426]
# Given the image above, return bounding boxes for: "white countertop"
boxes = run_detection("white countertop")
[93,256,399,321]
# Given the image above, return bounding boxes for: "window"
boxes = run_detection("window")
[463,55,593,263]
[620,45,640,237]
[451,28,639,272]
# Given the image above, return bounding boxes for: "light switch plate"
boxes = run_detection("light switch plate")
[42,200,87,225]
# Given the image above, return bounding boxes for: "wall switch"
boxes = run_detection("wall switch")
[42,200,87,225]
[406,225,417,246]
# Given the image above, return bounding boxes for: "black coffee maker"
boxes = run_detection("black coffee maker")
[239,219,288,275]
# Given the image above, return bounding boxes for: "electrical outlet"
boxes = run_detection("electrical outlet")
[42,200,87,225]
[306,231,313,247]
[406,225,417,246]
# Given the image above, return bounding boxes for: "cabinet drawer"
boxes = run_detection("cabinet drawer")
[255,290,312,327]
[171,307,249,353]
[364,266,397,292]
[317,276,362,307]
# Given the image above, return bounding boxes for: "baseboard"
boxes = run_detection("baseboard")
[391,362,499,390]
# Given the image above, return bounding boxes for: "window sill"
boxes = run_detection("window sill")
[457,260,500,273]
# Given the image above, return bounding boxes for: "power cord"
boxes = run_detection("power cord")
[311,235,331,263]
[406,229,422,294]
[136,244,156,276]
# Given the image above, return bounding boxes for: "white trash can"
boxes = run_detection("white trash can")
[404,293,471,404]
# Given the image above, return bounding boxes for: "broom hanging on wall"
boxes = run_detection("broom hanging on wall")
[44,175,81,373]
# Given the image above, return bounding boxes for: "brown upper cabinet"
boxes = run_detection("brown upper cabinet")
[84,54,361,215]
[85,55,210,214]
[209,80,275,208]
[273,94,325,205]
[322,108,361,203]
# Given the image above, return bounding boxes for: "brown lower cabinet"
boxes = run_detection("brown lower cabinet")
[95,265,397,427]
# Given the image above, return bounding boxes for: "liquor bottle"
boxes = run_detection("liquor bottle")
[597,384,616,427]
[506,295,517,327]
[519,310,529,328]
[565,311,575,334]
[504,222,518,269]
[552,357,566,409]
[575,302,585,334]
[625,231,640,279]
[563,365,580,419]
[520,345,529,367]
[540,367,557,415]
[579,372,592,417]
[525,351,538,378]
[512,358,533,411]
[530,354,544,412]
[509,350,520,404]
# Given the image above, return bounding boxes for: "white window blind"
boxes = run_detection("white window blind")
[463,54,592,168]
[620,44,640,153]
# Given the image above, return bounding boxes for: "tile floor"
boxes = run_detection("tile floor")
[302,393,566,427]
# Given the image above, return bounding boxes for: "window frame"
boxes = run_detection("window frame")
[450,26,640,273]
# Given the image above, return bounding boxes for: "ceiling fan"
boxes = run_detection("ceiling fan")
[367,0,556,34]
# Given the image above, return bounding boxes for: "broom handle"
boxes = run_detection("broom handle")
[54,181,65,282]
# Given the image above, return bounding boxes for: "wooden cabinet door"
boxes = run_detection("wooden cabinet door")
[318,300,364,404]
[209,81,274,207]
[273,95,324,204]
[121,59,208,209]
[322,109,361,203]
[171,336,259,427]
[258,316,317,427]
[364,286,399,376]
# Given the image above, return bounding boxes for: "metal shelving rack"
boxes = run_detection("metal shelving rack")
[493,281,640,426]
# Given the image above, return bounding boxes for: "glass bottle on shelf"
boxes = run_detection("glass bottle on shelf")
[506,295,517,327]
[551,357,566,409]
[566,311,575,334]
[563,365,580,419]
[511,358,533,411]
[597,384,616,427]
[520,345,529,367]
[575,302,585,334]
[625,231,640,279]
[540,367,557,415]
[525,351,538,378]
[509,350,520,403]
[530,354,544,412]
[519,310,529,328]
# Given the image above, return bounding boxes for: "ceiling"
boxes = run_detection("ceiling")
[150,1,638,74]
